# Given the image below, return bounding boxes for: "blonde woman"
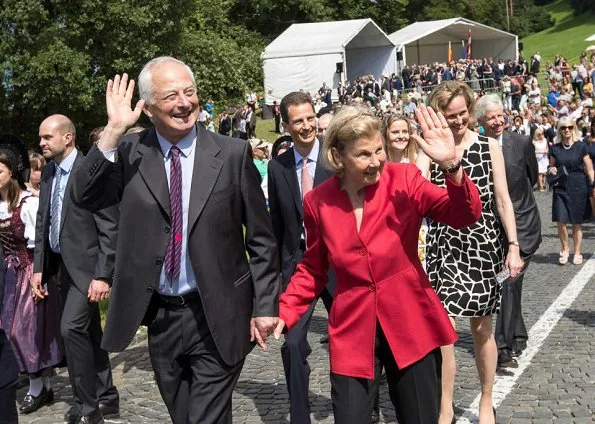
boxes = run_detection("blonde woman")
[548,117,595,265]
[533,128,549,191]
[382,114,418,164]
[417,81,524,424]
[382,114,428,268]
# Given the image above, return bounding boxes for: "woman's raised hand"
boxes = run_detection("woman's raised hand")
[412,105,457,169]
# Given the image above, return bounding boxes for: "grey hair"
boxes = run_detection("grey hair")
[138,56,196,105]
[475,94,503,122]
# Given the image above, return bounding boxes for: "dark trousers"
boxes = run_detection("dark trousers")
[495,252,531,354]
[0,329,18,424]
[56,257,119,416]
[274,115,281,133]
[148,298,244,424]
[330,324,441,424]
[281,243,335,424]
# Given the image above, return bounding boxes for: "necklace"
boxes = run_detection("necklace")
[562,142,573,149]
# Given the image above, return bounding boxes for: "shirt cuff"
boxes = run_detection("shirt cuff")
[102,149,117,163]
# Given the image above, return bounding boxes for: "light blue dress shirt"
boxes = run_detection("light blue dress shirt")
[293,139,320,238]
[49,149,78,253]
[156,128,198,296]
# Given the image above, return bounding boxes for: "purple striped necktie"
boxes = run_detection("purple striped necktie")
[165,145,183,286]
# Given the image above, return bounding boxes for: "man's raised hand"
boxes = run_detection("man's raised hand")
[98,74,145,151]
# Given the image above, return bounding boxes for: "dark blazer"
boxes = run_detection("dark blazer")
[33,151,118,292]
[267,145,333,287]
[501,131,542,254]
[71,125,280,366]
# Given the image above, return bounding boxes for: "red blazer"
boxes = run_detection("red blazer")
[279,163,482,379]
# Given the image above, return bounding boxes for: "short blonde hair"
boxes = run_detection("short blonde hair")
[554,116,581,144]
[321,105,380,174]
[427,80,475,116]
[381,114,418,163]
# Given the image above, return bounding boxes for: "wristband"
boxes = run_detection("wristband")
[509,241,520,247]
[440,161,462,175]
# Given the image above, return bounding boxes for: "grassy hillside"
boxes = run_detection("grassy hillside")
[523,0,595,65]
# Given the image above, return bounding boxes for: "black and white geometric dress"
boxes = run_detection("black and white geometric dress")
[426,135,505,317]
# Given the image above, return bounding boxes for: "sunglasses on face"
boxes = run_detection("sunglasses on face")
[560,126,573,130]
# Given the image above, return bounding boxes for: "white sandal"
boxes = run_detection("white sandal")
[559,251,569,265]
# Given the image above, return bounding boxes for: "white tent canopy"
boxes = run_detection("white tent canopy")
[389,17,518,67]
[262,19,396,104]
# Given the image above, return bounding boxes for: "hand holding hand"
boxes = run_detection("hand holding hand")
[412,105,457,169]
[250,316,279,351]
[273,319,286,340]
[87,279,111,303]
[30,272,47,302]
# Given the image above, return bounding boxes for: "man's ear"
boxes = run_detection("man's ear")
[143,104,153,119]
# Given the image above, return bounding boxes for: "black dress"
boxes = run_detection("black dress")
[550,141,591,224]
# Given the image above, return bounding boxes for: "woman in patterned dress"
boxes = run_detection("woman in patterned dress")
[0,136,63,414]
[417,81,524,424]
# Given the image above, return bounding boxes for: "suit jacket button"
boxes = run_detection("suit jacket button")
[156,259,163,266]
[164,226,170,233]
[368,284,375,292]
[146,287,153,293]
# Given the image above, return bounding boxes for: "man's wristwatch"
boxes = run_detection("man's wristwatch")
[440,161,462,175]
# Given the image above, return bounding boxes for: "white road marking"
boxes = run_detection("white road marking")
[457,251,595,423]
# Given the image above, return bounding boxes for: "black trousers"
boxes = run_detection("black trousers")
[0,329,18,424]
[281,244,334,424]
[148,297,244,424]
[495,252,531,354]
[330,324,441,424]
[56,256,119,416]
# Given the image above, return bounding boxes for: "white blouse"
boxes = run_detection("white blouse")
[0,191,39,249]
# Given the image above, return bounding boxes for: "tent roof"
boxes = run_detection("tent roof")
[262,19,394,60]
[389,17,515,47]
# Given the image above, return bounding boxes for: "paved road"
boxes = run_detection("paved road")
[18,190,595,423]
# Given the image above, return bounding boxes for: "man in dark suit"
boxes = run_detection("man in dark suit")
[267,93,334,424]
[476,95,542,368]
[71,57,280,424]
[31,114,119,424]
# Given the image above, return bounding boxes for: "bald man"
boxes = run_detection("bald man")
[32,115,119,424]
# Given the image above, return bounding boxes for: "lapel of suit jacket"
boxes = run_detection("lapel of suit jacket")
[40,162,54,232]
[188,125,223,232]
[314,147,332,187]
[279,148,303,219]
[502,131,514,162]
[137,128,171,219]
[59,151,82,232]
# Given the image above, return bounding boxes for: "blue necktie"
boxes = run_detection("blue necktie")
[50,165,62,249]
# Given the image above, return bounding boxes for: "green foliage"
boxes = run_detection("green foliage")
[570,0,595,13]
[0,0,568,147]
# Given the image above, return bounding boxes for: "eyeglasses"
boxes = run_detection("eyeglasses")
[560,126,573,130]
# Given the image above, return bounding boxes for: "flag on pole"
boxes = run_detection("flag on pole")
[448,41,453,63]
[466,29,472,59]
[462,40,466,59]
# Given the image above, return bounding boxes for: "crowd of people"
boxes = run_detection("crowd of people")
[0,48,593,424]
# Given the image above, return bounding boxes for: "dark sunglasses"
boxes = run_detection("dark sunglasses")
[560,126,573,130]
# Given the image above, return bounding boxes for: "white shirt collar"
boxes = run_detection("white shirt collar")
[156,127,197,158]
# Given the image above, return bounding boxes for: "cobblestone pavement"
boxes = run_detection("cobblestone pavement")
[18,191,595,423]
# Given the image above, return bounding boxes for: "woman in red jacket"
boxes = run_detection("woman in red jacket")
[273,104,482,423]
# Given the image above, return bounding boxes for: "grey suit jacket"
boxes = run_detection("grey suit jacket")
[71,125,280,365]
[501,131,542,255]
[33,151,118,292]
